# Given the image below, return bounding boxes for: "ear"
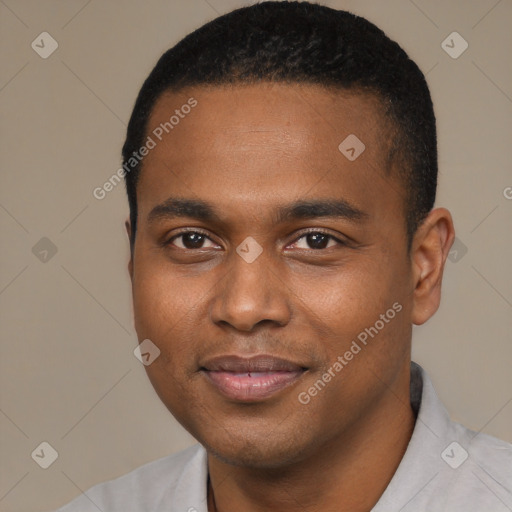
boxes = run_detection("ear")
[410,207,455,325]
[125,218,134,281]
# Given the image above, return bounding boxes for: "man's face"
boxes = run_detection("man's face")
[129,83,415,467]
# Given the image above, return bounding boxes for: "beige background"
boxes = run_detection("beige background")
[0,0,511,511]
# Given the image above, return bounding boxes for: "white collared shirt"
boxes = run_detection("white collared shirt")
[53,363,512,511]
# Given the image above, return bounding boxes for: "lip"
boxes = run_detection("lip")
[200,355,307,402]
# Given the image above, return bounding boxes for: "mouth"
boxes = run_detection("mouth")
[200,354,307,402]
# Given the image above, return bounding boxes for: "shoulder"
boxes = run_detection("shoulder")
[51,444,206,512]
[440,422,512,510]
[423,365,512,508]
[458,422,512,485]
[375,364,512,511]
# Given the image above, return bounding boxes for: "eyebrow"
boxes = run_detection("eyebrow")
[147,197,369,225]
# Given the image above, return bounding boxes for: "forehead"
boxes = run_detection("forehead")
[137,83,403,228]
[147,83,389,154]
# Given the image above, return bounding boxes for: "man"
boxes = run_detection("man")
[54,2,512,511]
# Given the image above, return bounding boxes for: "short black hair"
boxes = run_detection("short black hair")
[122,1,437,251]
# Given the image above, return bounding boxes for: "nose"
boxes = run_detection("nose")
[209,248,292,332]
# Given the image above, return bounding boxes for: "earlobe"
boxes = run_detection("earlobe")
[411,208,455,325]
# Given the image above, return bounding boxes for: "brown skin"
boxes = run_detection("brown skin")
[126,83,455,512]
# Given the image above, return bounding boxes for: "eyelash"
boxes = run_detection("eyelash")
[166,228,346,251]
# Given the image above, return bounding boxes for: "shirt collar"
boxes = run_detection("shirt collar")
[372,361,453,511]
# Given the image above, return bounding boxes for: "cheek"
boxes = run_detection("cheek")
[132,258,200,337]
[298,253,409,366]
[131,259,212,390]
[297,261,388,331]
[131,262,206,414]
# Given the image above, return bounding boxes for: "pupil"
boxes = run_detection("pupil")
[183,233,204,249]
[307,233,328,249]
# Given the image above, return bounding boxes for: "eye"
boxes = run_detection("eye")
[166,229,346,251]
[290,231,344,250]
[168,230,220,250]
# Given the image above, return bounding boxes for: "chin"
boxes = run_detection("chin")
[199,427,312,469]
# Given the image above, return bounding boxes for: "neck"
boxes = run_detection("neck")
[207,365,415,512]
